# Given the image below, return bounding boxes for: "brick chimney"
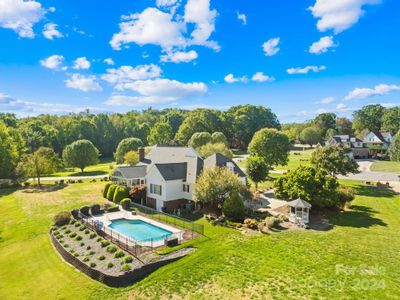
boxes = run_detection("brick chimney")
[139,147,145,162]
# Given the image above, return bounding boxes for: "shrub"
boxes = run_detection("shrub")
[244,218,258,230]
[103,182,112,198]
[79,225,86,231]
[64,244,69,248]
[89,251,95,255]
[106,184,118,201]
[84,229,90,234]
[129,186,146,203]
[53,230,60,236]
[74,253,79,257]
[69,232,77,238]
[106,245,117,253]
[113,186,129,204]
[65,229,71,234]
[96,237,102,242]
[337,185,355,209]
[70,219,76,225]
[265,217,281,229]
[107,262,114,268]
[74,222,80,228]
[89,233,96,239]
[54,211,71,227]
[90,262,96,268]
[120,264,131,272]
[90,204,101,215]
[24,181,31,187]
[75,235,82,241]
[80,242,85,246]
[101,240,110,247]
[83,256,90,262]
[222,191,244,221]
[86,246,91,250]
[120,198,131,210]
[98,255,106,261]
[79,206,90,217]
[124,256,133,263]
[114,250,125,258]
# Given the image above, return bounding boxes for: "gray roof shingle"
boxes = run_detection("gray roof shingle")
[203,153,246,177]
[155,163,187,181]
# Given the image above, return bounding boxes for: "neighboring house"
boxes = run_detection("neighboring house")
[363,131,392,150]
[111,145,247,212]
[323,135,369,159]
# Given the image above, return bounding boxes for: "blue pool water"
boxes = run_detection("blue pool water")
[108,219,173,241]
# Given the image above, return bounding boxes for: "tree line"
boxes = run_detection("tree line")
[0,105,280,180]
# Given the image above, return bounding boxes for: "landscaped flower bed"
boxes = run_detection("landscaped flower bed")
[51,219,142,276]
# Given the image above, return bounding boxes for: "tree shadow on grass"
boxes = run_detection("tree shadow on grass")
[0,186,18,198]
[68,170,108,177]
[353,184,398,198]
[21,183,69,194]
[331,205,387,228]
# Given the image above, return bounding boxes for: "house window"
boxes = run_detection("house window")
[183,184,190,193]
[226,162,235,173]
[150,184,162,195]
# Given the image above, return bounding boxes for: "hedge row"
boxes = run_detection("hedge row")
[102,183,130,205]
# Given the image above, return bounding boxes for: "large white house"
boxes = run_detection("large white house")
[111,145,247,212]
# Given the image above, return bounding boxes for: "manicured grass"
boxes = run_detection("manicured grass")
[1,181,400,299]
[275,148,314,171]
[49,157,115,177]
[370,161,400,174]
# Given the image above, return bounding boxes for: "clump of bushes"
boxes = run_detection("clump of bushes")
[123,256,133,263]
[54,211,71,227]
[90,262,96,268]
[120,198,131,210]
[120,264,131,272]
[106,245,117,253]
[79,225,86,231]
[70,219,76,225]
[244,218,258,230]
[89,250,95,256]
[90,204,101,215]
[84,229,90,234]
[106,184,118,201]
[86,246,91,250]
[101,240,110,247]
[89,233,96,239]
[75,235,82,241]
[97,237,102,242]
[65,229,71,234]
[222,191,244,221]
[83,256,90,262]
[113,186,129,204]
[79,206,90,217]
[80,242,85,246]
[107,262,114,268]
[103,182,112,198]
[337,185,355,209]
[74,222,81,228]
[114,250,125,258]
[98,255,106,261]
[69,232,77,238]
[265,217,281,229]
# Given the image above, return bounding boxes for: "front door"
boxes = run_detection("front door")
[156,199,163,211]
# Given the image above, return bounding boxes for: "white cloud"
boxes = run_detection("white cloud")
[316,96,335,104]
[73,57,91,70]
[224,73,248,84]
[309,0,381,34]
[110,8,186,51]
[40,55,66,70]
[105,78,208,106]
[184,0,219,50]
[309,36,336,54]
[262,37,280,56]
[251,72,274,82]
[43,23,63,40]
[0,0,46,38]
[287,65,326,74]
[110,2,219,52]
[65,74,102,92]
[237,11,247,25]
[104,58,115,66]
[156,0,179,7]
[336,103,348,110]
[160,50,198,63]
[344,84,400,100]
[0,92,104,116]
[102,64,162,90]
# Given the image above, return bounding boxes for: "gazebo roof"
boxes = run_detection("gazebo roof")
[287,198,312,208]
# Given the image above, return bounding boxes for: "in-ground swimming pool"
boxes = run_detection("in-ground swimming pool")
[108,219,173,241]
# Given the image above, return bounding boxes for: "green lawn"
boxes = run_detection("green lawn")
[49,157,115,177]
[370,161,400,174]
[1,181,400,299]
[275,148,314,171]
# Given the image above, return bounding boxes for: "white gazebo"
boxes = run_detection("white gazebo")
[287,198,312,224]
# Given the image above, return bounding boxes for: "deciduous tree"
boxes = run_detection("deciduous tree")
[197,142,233,158]
[389,130,400,162]
[246,155,269,190]
[310,146,359,176]
[147,122,173,145]
[299,127,322,147]
[114,137,143,164]
[62,139,99,172]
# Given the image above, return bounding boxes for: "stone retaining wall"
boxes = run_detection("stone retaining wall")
[50,233,191,287]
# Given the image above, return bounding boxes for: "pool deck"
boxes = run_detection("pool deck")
[90,211,183,247]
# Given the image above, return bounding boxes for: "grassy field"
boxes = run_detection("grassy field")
[49,157,115,177]
[1,181,400,299]
[370,161,400,174]
[275,148,314,171]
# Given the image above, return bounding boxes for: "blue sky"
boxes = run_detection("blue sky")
[0,0,399,122]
